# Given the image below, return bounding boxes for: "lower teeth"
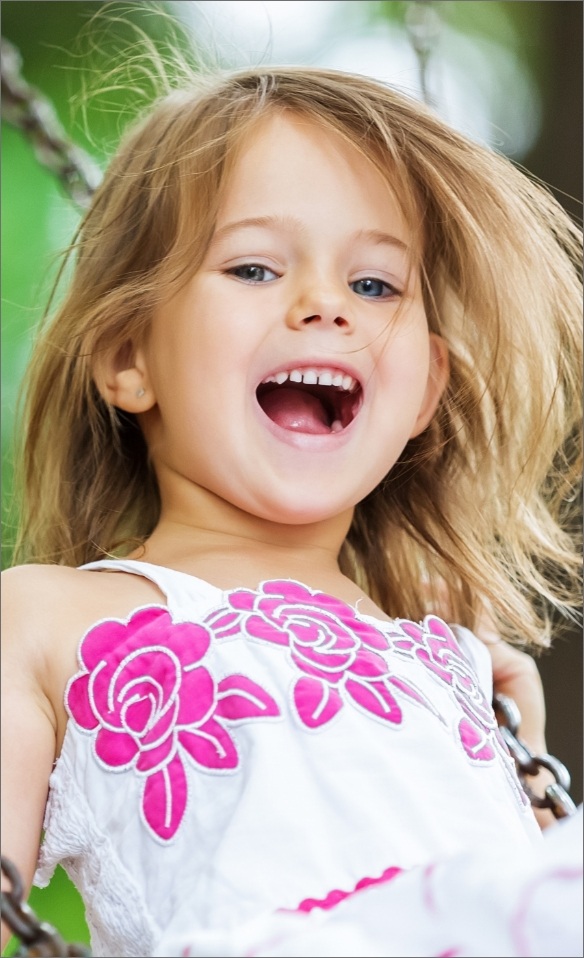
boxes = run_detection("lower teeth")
[331,420,343,433]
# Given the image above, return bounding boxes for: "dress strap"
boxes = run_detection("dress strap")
[79,559,223,620]
[451,624,493,702]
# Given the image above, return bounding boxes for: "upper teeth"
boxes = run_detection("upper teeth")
[262,367,358,391]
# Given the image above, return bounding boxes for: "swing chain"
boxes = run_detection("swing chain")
[0,37,101,208]
[404,0,443,106]
[493,693,577,819]
[1,857,91,957]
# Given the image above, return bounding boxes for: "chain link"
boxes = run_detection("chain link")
[1,37,102,208]
[493,693,577,819]
[1,857,91,957]
[404,0,443,106]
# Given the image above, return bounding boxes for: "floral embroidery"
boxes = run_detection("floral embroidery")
[66,606,280,842]
[204,580,437,729]
[387,615,499,762]
[66,580,517,842]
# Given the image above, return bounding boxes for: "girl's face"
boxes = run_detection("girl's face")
[140,112,447,527]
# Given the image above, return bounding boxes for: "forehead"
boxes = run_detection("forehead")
[214,112,414,244]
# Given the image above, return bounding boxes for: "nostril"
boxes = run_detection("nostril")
[300,315,349,326]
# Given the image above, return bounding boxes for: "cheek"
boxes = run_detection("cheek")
[143,331,243,454]
[377,323,431,402]
[147,323,204,402]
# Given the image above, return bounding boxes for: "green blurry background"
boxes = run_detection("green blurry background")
[2,2,582,952]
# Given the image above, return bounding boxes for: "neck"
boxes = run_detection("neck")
[133,480,354,585]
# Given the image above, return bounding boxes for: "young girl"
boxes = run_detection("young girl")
[2,66,582,958]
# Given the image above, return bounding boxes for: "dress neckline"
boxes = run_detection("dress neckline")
[79,557,395,627]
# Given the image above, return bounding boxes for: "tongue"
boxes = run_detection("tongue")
[260,386,331,434]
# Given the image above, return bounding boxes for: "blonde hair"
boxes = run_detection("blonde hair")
[14,66,582,648]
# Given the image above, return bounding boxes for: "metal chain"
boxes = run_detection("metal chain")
[404,0,443,107]
[1,36,102,208]
[493,693,577,819]
[1,857,91,957]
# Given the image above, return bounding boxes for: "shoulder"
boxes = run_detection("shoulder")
[2,561,165,617]
[2,562,165,659]
[2,563,165,749]
[1,565,82,664]
[2,562,91,607]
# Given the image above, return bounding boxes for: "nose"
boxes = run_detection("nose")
[285,278,353,332]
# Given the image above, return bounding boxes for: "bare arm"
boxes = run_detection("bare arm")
[1,569,58,951]
[0,560,164,952]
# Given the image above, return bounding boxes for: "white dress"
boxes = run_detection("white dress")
[34,560,581,958]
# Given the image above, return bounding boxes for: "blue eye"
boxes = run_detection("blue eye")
[351,278,399,299]
[228,264,278,283]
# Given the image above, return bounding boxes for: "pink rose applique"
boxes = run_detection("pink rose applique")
[389,615,497,762]
[66,606,280,842]
[204,580,435,730]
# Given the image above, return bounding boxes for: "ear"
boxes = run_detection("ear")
[92,340,156,413]
[410,333,449,438]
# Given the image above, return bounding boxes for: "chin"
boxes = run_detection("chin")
[243,491,356,528]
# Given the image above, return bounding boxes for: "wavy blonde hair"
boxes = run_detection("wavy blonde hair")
[13,66,582,648]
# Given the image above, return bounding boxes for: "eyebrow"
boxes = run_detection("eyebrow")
[355,229,410,254]
[210,216,409,253]
[211,215,302,244]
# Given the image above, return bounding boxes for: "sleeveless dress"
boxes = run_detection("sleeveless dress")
[34,559,549,957]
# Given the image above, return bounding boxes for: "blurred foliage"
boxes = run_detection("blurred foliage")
[1,2,581,954]
[376,0,547,60]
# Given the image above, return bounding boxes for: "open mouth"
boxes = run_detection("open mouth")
[256,366,362,435]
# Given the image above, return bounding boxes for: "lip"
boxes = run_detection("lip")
[253,356,365,448]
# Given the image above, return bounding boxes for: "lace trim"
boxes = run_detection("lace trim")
[35,750,160,958]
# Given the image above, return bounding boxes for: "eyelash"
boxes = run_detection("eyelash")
[227,264,279,283]
[350,278,401,300]
[226,264,402,300]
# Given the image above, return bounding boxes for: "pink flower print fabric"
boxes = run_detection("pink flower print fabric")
[65,582,515,844]
[204,580,436,730]
[388,615,500,764]
[66,606,280,842]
